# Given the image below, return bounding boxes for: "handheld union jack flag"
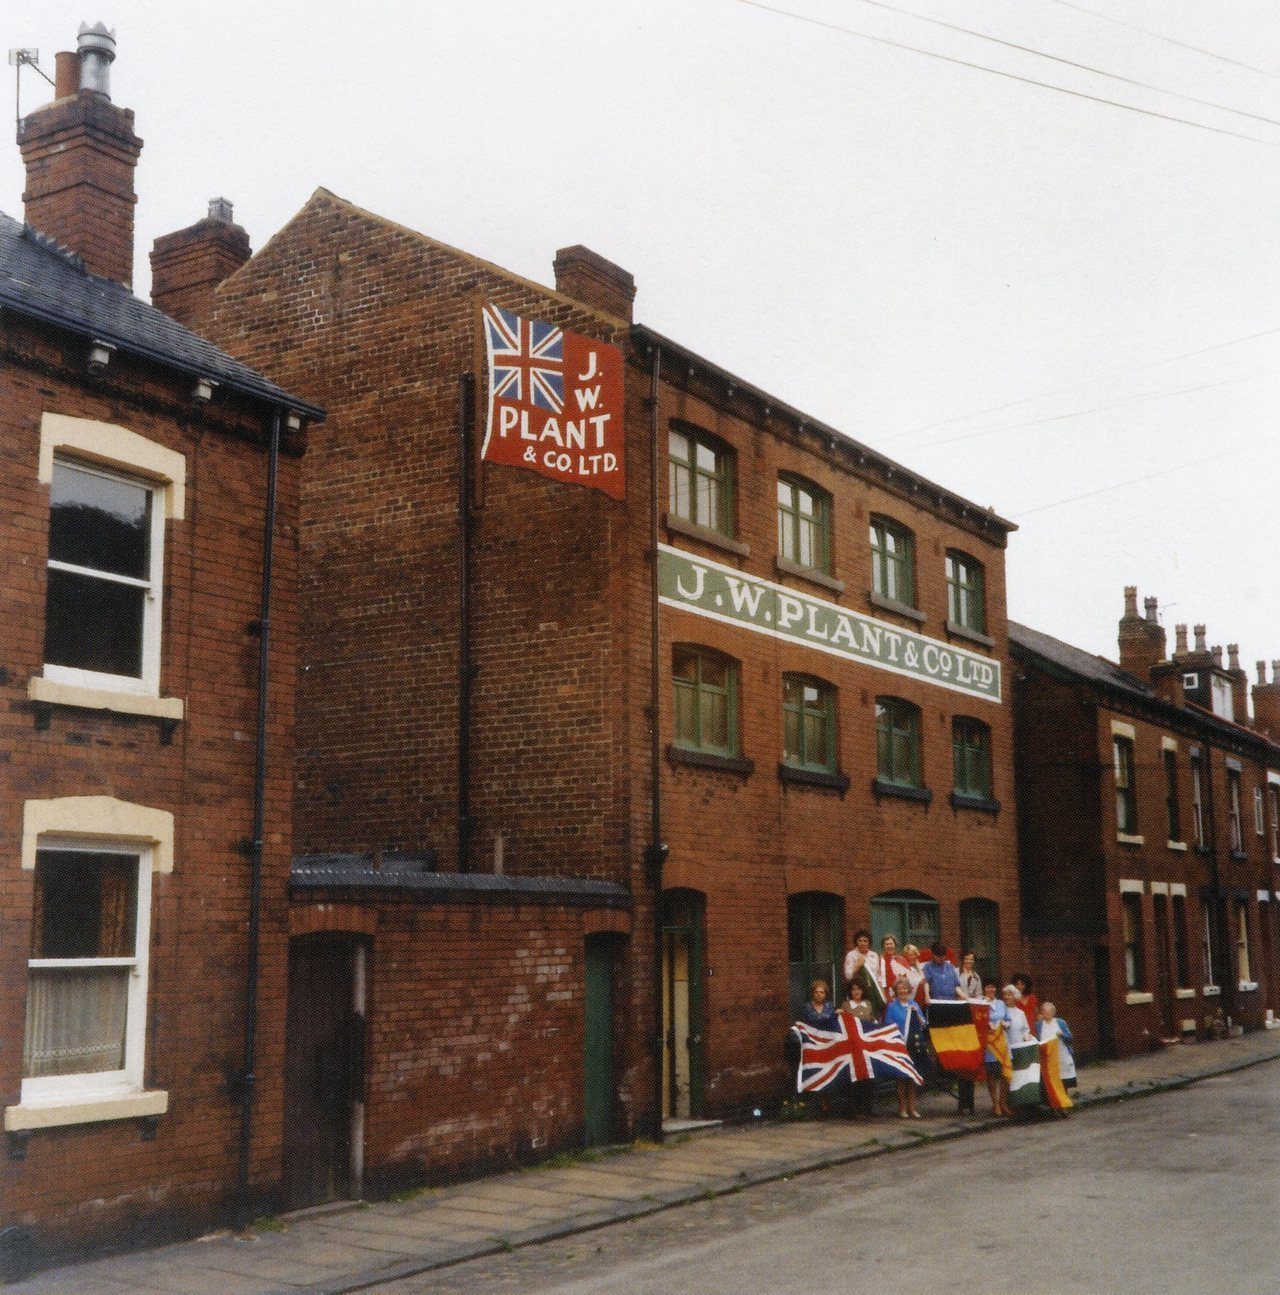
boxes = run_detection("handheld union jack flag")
[794,1009,923,1093]
[483,302,564,413]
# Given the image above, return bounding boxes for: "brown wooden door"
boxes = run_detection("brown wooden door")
[283,935,364,1210]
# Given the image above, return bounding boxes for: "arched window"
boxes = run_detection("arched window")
[876,696,922,788]
[669,424,734,536]
[869,516,916,608]
[959,897,1000,985]
[673,646,740,756]
[782,675,837,773]
[788,892,844,1016]
[777,475,832,574]
[870,890,939,953]
[952,717,993,799]
[945,550,986,634]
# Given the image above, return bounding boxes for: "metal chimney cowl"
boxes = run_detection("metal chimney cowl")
[77,21,116,98]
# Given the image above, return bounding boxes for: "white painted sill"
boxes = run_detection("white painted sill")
[1117,832,1145,847]
[29,677,184,722]
[5,1089,168,1132]
[1167,840,1188,852]
[1125,991,1154,1005]
[1239,981,1259,993]
[1175,988,1197,1000]
[1203,985,1221,997]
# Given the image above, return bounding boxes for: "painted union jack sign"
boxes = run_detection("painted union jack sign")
[794,1010,923,1092]
[481,302,625,500]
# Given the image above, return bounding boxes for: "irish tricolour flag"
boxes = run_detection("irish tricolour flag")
[1010,1037,1074,1110]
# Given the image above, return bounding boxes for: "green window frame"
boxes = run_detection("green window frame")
[782,675,837,773]
[946,550,986,633]
[952,717,992,798]
[787,892,843,1017]
[673,646,739,756]
[1114,737,1138,834]
[871,891,939,953]
[669,425,733,536]
[870,517,915,606]
[777,476,831,573]
[876,696,922,788]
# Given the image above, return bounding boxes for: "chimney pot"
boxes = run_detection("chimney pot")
[1194,625,1207,652]
[1211,645,1223,667]
[208,196,234,223]
[1273,660,1280,683]
[54,50,80,98]
[1123,586,1139,617]
[1258,662,1268,686]
[76,22,116,98]
[1228,644,1241,672]
[1144,596,1158,624]
[1175,624,1188,654]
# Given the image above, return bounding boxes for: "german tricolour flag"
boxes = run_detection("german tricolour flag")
[927,1000,989,1078]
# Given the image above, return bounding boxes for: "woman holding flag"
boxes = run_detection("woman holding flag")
[884,977,928,1119]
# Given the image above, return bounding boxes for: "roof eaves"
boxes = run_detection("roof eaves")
[631,324,1017,537]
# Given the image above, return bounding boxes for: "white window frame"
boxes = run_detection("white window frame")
[6,796,171,1131]
[1228,770,1244,853]
[1191,755,1206,848]
[1254,785,1265,837]
[44,457,166,697]
[1269,778,1280,862]
[1235,898,1252,987]
[22,839,153,1106]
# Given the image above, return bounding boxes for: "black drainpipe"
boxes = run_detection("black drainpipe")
[644,342,667,1141]
[458,372,475,872]
[234,406,282,1231]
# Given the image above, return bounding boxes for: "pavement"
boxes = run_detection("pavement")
[11,1028,1280,1295]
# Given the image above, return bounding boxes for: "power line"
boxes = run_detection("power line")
[1010,438,1268,517]
[854,0,1280,131]
[1045,0,1280,82]
[729,0,1280,147]
[908,367,1280,453]
[878,323,1280,444]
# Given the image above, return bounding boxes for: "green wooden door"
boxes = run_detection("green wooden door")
[583,935,614,1146]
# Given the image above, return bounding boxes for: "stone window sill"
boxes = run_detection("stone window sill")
[1116,832,1145,847]
[1202,984,1221,997]
[1230,850,1249,862]
[779,763,850,795]
[1239,980,1259,993]
[950,791,1000,814]
[29,677,184,738]
[872,778,932,806]
[1124,991,1154,1006]
[5,1089,168,1132]
[1167,840,1187,852]
[867,591,925,624]
[775,556,844,596]
[945,619,995,650]
[1174,988,1197,999]
[666,744,755,778]
[663,513,750,559]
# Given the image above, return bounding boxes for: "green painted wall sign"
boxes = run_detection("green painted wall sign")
[658,545,1001,703]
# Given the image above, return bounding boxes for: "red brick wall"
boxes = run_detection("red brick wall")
[0,318,297,1253]
[291,892,630,1190]
[648,377,1022,1113]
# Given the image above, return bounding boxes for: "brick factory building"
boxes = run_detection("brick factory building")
[0,27,319,1272]
[156,185,1024,1205]
[1013,592,1280,1060]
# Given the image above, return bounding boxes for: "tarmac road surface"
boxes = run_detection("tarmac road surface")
[381,1064,1279,1295]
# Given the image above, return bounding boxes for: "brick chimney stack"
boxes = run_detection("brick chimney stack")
[1253,661,1280,740]
[19,23,143,287]
[151,199,253,332]
[553,245,636,322]
[1118,586,1166,682]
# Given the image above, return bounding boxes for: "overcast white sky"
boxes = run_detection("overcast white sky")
[6,1,1278,685]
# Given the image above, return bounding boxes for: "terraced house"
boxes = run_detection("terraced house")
[0,28,319,1271]
[1013,591,1280,1059]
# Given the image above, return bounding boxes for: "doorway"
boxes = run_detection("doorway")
[283,934,366,1210]
[583,934,617,1145]
[661,889,705,1120]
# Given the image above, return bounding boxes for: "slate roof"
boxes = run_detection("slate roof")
[1010,620,1280,756]
[0,212,322,417]
[292,852,630,907]
[1009,620,1150,698]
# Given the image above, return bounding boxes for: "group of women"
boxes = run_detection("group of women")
[798,929,1076,1119]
